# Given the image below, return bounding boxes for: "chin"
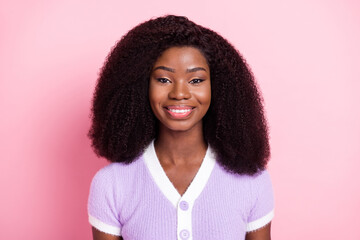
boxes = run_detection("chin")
[161,121,202,133]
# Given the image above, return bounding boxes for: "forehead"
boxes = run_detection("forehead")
[154,46,209,70]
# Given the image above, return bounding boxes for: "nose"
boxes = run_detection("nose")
[168,81,191,100]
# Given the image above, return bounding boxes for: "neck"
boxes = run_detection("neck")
[154,123,207,166]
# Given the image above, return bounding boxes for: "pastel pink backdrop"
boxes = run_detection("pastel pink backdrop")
[1,0,359,239]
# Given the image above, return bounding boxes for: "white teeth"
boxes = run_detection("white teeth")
[169,109,191,113]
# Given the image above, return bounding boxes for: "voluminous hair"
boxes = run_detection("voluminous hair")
[89,15,270,175]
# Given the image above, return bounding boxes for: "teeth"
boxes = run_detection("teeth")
[169,109,191,113]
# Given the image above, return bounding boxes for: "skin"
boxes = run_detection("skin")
[92,46,271,240]
[92,228,122,240]
[245,223,271,240]
[149,46,211,196]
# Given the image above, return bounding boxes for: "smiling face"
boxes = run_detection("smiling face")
[149,46,211,133]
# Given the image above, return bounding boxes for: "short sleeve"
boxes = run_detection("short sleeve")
[246,170,274,232]
[88,166,122,236]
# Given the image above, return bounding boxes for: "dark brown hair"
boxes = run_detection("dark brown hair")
[89,15,270,175]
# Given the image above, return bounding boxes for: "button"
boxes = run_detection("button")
[179,201,189,211]
[179,229,190,239]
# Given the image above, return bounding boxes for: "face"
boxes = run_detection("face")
[149,46,211,132]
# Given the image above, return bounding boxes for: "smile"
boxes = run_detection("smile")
[164,106,194,119]
[169,109,191,113]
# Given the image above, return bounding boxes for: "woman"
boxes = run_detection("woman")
[88,15,274,240]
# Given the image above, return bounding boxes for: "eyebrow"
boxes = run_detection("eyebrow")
[186,67,207,73]
[152,66,207,73]
[153,66,175,72]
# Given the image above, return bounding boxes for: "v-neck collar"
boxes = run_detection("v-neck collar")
[143,140,216,208]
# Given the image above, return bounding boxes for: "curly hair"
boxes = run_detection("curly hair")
[89,15,270,175]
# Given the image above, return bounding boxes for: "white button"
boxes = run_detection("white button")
[179,229,190,239]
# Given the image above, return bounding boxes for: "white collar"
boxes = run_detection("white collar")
[143,140,216,207]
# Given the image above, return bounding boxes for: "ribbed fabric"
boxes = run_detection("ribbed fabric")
[88,143,274,240]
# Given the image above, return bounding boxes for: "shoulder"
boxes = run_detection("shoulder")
[245,169,274,232]
[212,167,274,232]
[248,170,273,201]
[93,156,144,180]
[89,156,145,196]
[87,155,146,234]
[214,163,272,187]
[227,169,273,203]
[249,170,272,188]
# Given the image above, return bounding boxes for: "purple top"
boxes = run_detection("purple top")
[88,141,274,240]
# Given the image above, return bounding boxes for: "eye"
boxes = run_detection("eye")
[156,78,171,84]
[189,78,204,84]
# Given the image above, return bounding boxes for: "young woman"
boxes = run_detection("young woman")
[88,15,274,240]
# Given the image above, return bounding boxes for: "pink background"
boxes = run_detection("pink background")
[1,0,359,239]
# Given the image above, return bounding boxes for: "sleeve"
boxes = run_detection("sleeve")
[88,166,122,236]
[246,170,275,232]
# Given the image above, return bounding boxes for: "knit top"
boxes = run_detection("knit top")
[88,141,274,240]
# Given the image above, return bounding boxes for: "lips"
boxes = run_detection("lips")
[164,105,194,119]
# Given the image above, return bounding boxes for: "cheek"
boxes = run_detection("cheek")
[149,87,164,104]
[149,93,158,112]
[148,85,166,117]
[148,82,158,103]
[194,86,211,106]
